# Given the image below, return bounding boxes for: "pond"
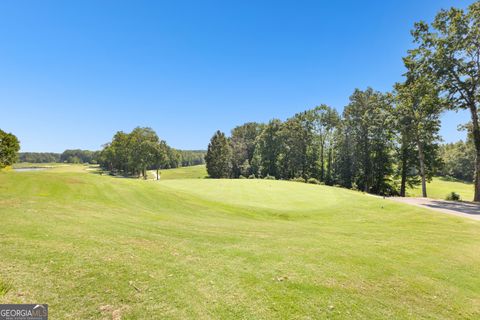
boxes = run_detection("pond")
[13,167,48,172]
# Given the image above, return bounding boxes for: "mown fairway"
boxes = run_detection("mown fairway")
[408,177,474,201]
[1,165,479,319]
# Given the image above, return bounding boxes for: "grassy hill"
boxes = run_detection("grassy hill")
[1,165,479,319]
[408,177,474,201]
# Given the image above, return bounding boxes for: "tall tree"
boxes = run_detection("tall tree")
[411,2,480,201]
[394,73,443,198]
[252,119,283,178]
[205,130,233,178]
[308,105,340,184]
[230,122,263,178]
[342,88,395,194]
[0,129,20,169]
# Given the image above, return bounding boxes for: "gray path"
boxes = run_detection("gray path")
[389,197,480,221]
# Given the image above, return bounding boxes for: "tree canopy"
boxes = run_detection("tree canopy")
[0,129,20,169]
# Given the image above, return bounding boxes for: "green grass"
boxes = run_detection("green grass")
[408,177,474,201]
[0,166,479,319]
[153,165,207,180]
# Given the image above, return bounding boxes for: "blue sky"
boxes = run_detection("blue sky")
[0,0,471,152]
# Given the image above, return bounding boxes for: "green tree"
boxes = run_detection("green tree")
[440,139,475,182]
[308,105,340,184]
[252,119,283,178]
[411,2,480,201]
[230,122,263,178]
[342,88,395,194]
[394,72,443,198]
[205,130,233,178]
[0,129,20,169]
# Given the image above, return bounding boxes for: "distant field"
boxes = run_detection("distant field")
[152,165,207,180]
[0,166,479,319]
[408,177,474,201]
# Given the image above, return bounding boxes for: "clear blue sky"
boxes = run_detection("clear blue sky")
[0,0,471,152]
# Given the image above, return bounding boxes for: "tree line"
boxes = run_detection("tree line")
[97,127,205,178]
[206,2,480,201]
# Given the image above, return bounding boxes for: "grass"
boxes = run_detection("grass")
[408,177,474,201]
[152,165,207,180]
[0,165,479,319]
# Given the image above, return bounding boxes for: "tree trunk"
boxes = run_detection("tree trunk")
[416,138,427,198]
[469,102,480,202]
[320,141,325,182]
[156,168,160,180]
[399,137,408,197]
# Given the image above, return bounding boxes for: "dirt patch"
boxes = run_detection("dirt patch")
[100,305,129,320]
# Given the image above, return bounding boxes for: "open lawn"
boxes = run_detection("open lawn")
[0,165,479,319]
[152,165,207,180]
[408,177,474,201]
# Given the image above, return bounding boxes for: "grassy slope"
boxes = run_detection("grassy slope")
[408,177,474,201]
[0,166,479,319]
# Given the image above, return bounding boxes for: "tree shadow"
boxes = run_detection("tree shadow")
[424,200,480,216]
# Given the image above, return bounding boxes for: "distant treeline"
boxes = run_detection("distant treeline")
[18,152,61,163]
[97,127,205,178]
[18,150,99,164]
[18,148,205,168]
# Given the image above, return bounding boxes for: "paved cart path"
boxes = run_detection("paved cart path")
[389,197,480,221]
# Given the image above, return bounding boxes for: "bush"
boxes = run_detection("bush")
[290,177,305,183]
[264,175,276,180]
[239,175,247,179]
[248,174,256,179]
[446,192,461,201]
[307,178,320,184]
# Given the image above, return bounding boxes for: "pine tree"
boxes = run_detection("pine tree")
[205,130,233,178]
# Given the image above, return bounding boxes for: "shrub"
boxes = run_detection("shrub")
[239,175,247,179]
[248,174,256,179]
[307,178,320,184]
[264,175,276,180]
[290,177,305,183]
[446,192,461,201]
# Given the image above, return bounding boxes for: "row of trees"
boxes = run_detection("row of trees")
[17,149,204,166]
[60,149,99,164]
[205,87,440,196]
[18,152,61,163]
[0,129,20,169]
[98,127,179,178]
[206,2,479,201]
[17,150,99,164]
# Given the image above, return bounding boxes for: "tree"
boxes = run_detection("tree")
[277,112,317,180]
[394,66,443,197]
[152,140,169,180]
[411,2,480,201]
[393,105,420,197]
[440,139,475,182]
[230,122,263,178]
[0,129,20,169]
[342,88,395,194]
[308,105,340,184]
[98,127,174,178]
[252,119,283,178]
[205,130,233,178]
